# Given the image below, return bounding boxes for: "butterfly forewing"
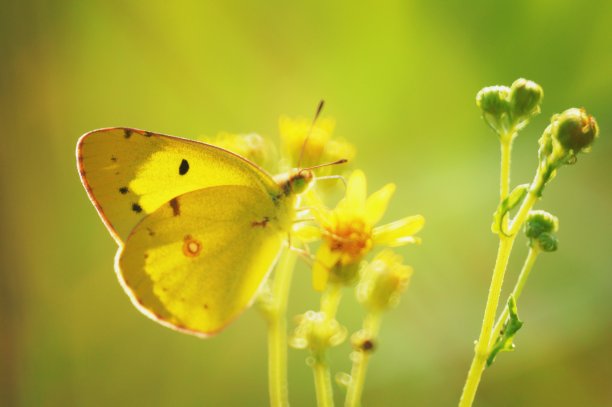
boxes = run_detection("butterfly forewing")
[77,128,280,243]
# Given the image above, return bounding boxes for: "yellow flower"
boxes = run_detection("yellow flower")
[308,170,424,291]
[199,132,277,172]
[279,115,355,170]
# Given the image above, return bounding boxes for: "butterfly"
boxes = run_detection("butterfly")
[76,127,318,337]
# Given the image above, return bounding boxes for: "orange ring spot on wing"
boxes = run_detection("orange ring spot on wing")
[183,235,202,257]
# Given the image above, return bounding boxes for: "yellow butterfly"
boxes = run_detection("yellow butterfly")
[77,127,315,337]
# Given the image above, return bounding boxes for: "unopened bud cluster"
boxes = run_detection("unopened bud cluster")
[476,78,543,136]
[290,311,347,357]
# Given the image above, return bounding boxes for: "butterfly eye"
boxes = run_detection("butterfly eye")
[290,170,313,194]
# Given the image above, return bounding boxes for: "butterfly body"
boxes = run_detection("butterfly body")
[77,127,310,337]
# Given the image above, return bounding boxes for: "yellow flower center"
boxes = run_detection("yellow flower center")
[325,216,373,265]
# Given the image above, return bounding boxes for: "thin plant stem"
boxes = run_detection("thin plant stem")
[507,181,541,236]
[313,357,334,407]
[345,312,382,407]
[311,282,343,407]
[499,135,514,230]
[266,247,297,407]
[459,136,545,407]
[459,236,515,407]
[321,282,342,319]
[500,137,512,200]
[489,247,540,348]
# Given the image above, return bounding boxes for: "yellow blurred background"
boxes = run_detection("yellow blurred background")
[1,1,611,406]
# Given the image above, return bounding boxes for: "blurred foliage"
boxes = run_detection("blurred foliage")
[1,0,611,406]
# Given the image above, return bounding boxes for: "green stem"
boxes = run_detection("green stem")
[345,313,381,407]
[459,134,544,407]
[500,135,513,229]
[500,137,512,198]
[459,236,515,407]
[507,168,543,237]
[489,247,540,348]
[266,247,297,407]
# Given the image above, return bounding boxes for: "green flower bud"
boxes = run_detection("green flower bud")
[524,210,559,239]
[536,232,558,252]
[477,86,511,116]
[534,108,599,196]
[476,85,512,134]
[524,210,559,252]
[552,108,599,153]
[510,78,543,123]
[356,250,412,311]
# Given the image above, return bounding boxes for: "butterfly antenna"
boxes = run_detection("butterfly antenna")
[298,159,348,179]
[302,159,347,172]
[297,100,325,168]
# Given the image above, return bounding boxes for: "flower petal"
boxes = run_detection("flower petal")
[312,244,341,292]
[373,215,425,247]
[365,183,396,225]
[345,169,367,216]
[293,224,322,242]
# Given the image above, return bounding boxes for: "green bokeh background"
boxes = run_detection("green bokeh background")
[1,1,611,406]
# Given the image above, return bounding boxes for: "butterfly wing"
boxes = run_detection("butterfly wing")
[77,128,279,243]
[117,185,286,336]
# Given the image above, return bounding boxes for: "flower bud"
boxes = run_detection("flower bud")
[476,85,512,134]
[524,210,559,239]
[552,108,599,153]
[356,250,412,311]
[524,210,559,252]
[351,329,376,353]
[202,132,276,171]
[290,311,347,355]
[536,232,558,252]
[510,78,543,122]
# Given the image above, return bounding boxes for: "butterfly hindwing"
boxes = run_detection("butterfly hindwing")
[77,128,279,243]
[117,185,286,336]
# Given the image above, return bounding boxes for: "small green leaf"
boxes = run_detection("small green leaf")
[487,296,524,367]
[491,184,529,235]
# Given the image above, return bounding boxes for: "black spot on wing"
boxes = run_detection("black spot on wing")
[144,131,153,137]
[179,159,189,175]
[111,156,117,162]
[132,203,143,213]
[124,129,132,139]
[119,187,128,194]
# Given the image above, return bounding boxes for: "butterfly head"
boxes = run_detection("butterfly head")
[289,169,314,194]
[277,169,313,196]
